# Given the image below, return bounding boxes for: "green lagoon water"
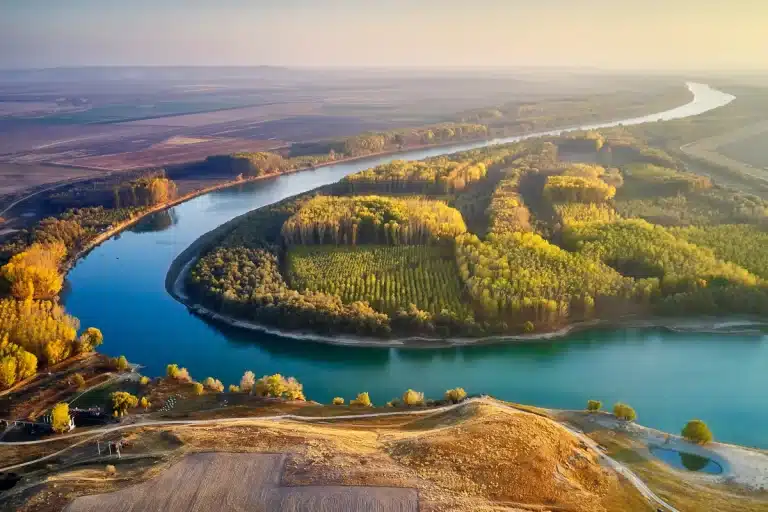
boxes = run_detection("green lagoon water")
[64,83,768,448]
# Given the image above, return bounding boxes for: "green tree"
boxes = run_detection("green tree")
[681,419,713,444]
[613,402,637,422]
[587,400,602,412]
[444,387,467,403]
[111,391,138,416]
[51,402,70,433]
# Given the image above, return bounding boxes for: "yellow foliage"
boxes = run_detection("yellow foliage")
[444,387,467,403]
[51,402,70,433]
[402,389,424,406]
[2,242,66,300]
[351,392,372,407]
[43,338,71,365]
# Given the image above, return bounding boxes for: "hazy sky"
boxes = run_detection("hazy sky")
[1,0,766,70]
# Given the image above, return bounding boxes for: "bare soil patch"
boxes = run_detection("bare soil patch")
[64,452,418,512]
[0,163,100,197]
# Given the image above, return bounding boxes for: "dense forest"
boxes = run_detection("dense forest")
[0,175,178,388]
[186,129,768,338]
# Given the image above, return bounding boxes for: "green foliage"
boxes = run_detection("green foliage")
[287,245,470,318]
[681,419,713,444]
[456,232,629,328]
[111,391,139,415]
[543,175,616,204]
[402,389,425,406]
[487,172,532,235]
[332,397,345,405]
[351,392,372,407]
[613,402,637,422]
[281,195,467,246]
[620,164,711,197]
[554,203,619,226]
[587,400,602,412]
[51,402,70,433]
[444,387,467,403]
[113,176,178,208]
[671,224,768,279]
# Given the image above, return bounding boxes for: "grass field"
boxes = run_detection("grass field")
[286,245,470,317]
[719,129,768,169]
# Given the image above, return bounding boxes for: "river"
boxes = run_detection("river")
[64,83,768,448]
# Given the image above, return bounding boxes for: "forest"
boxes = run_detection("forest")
[186,129,768,338]
[0,174,177,388]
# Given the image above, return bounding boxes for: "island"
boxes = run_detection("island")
[177,129,768,341]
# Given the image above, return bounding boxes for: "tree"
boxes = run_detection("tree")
[587,400,602,412]
[51,402,70,433]
[105,464,117,477]
[254,374,287,397]
[681,419,713,444]
[402,389,424,406]
[72,373,86,390]
[166,364,180,379]
[166,363,191,382]
[613,402,637,422]
[444,388,467,403]
[240,371,256,392]
[228,384,240,393]
[351,392,372,407]
[76,327,103,353]
[44,339,70,365]
[332,397,344,405]
[139,376,150,385]
[115,355,129,372]
[111,391,138,416]
[203,377,224,392]
[192,382,204,395]
[140,396,151,409]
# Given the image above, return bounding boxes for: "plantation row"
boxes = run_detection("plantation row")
[287,245,471,318]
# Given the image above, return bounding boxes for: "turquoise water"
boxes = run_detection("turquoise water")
[649,446,723,474]
[63,83,768,448]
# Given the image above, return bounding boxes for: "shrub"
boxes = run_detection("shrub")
[444,387,467,403]
[111,391,138,416]
[523,321,535,333]
[140,396,150,409]
[203,377,224,392]
[105,464,116,477]
[51,402,70,433]
[613,402,637,422]
[72,373,86,390]
[166,364,191,382]
[139,376,150,385]
[350,392,372,407]
[284,377,305,401]
[253,374,305,400]
[192,382,204,395]
[240,371,256,392]
[681,419,713,444]
[402,389,424,406]
[587,400,602,412]
[115,355,129,371]
[332,397,344,405]
[228,384,240,393]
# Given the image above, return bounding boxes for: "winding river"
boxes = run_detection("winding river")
[64,84,768,448]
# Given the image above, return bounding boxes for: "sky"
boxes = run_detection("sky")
[1,0,766,70]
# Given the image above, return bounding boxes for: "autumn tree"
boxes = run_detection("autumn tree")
[51,402,71,433]
[681,419,713,444]
[240,371,256,393]
[111,391,138,416]
[444,388,467,403]
[351,392,372,407]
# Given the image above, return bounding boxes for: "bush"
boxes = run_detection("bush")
[140,396,150,409]
[332,397,344,405]
[253,374,305,400]
[681,419,713,444]
[72,373,86,390]
[115,355,128,371]
[139,376,150,385]
[523,321,535,333]
[203,377,224,392]
[402,389,424,406]
[111,391,138,416]
[444,387,467,403]
[51,402,70,433]
[192,382,204,395]
[587,400,602,412]
[613,402,637,422]
[240,371,256,392]
[350,392,372,407]
[166,363,191,382]
[228,384,240,393]
[105,464,117,477]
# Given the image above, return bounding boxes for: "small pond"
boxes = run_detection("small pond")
[649,445,723,474]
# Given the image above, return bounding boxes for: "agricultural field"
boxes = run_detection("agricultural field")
[286,245,471,317]
[718,128,768,169]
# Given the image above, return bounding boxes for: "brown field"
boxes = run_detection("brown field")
[55,136,287,171]
[123,102,320,128]
[64,452,418,512]
[0,163,101,197]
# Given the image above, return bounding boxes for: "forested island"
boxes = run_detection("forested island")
[181,129,768,339]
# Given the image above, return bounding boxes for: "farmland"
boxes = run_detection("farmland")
[286,245,470,317]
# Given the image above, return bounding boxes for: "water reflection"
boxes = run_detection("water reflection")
[130,209,179,233]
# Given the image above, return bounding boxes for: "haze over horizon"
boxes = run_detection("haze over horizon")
[1,0,767,71]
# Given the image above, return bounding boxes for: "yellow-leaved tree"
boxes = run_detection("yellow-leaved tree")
[51,402,70,433]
